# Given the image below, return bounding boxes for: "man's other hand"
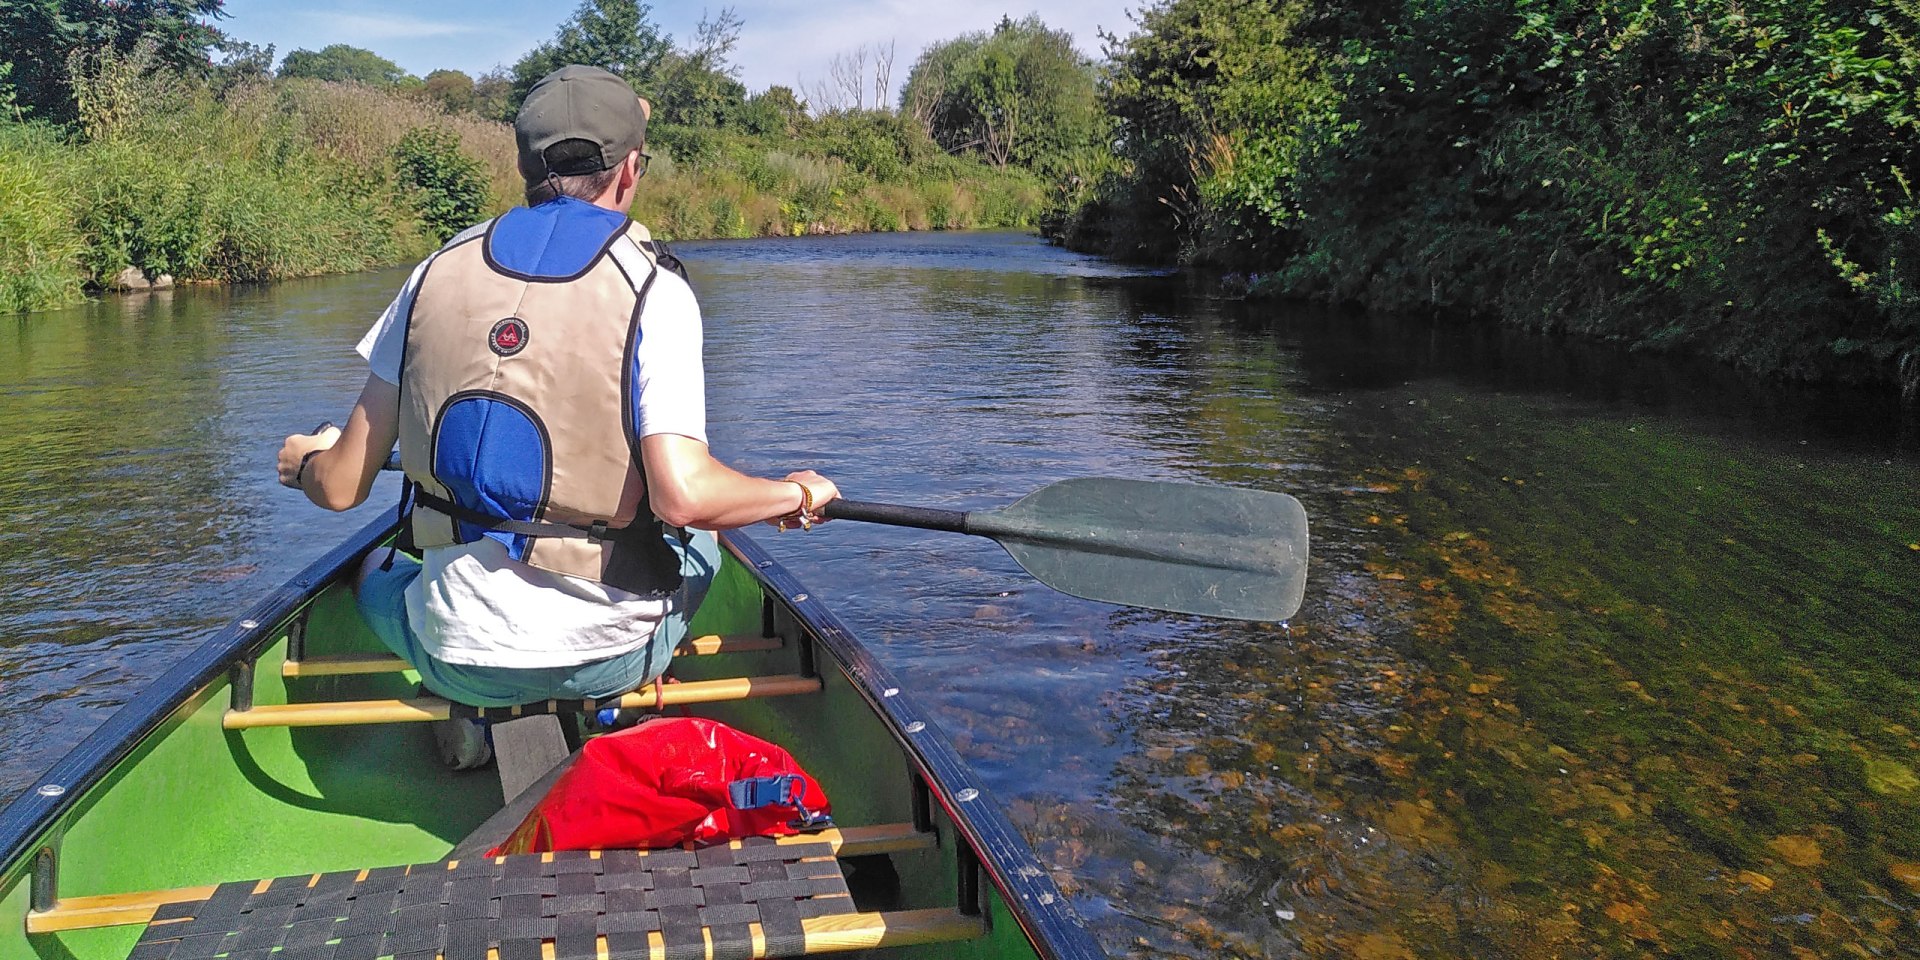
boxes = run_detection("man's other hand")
[278,425,342,489]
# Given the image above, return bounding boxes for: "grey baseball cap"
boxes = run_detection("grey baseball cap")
[514,65,649,180]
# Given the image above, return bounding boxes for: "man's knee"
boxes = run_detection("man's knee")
[355,550,388,592]
[679,529,721,606]
[687,528,721,571]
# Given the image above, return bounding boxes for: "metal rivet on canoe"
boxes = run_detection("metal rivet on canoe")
[240,619,258,630]
[904,721,926,733]
[792,593,808,602]
[882,687,899,698]
[758,560,773,568]
[955,788,979,802]
[36,784,63,798]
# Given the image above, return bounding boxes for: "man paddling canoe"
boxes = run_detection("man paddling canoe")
[274,65,838,767]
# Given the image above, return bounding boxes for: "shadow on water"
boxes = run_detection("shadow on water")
[4,232,1917,959]
[1272,300,1920,454]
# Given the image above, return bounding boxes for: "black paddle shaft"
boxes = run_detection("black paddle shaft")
[820,499,971,534]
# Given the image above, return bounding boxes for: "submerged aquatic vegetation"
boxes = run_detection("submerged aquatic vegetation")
[987,309,1920,958]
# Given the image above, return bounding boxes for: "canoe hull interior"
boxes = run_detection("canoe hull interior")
[0,522,1101,959]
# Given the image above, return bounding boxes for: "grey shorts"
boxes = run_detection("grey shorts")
[353,529,721,707]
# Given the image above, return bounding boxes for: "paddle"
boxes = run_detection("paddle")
[821,478,1309,623]
[369,443,1308,621]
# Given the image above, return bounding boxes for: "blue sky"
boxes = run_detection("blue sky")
[219,1,1137,105]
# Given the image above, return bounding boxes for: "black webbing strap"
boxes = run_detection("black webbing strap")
[128,839,854,960]
[412,489,621,542]
[379,479,416,573]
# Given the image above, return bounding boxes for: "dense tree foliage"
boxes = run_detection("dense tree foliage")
[900,15,1103,180]
[1077,0,1328,264]
[737,86,809,138]
[505,0,753,131]
[647,9,747,127]
[210,38,274,91]
[510,0,672,108]
[1062,0,1920,390]
[279,44,413,87]
[471,70,516,123]
[420,69,476,114]
[0,0,225,119]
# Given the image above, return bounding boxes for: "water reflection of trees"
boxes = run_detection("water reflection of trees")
[0,275,397,804]
[1039,289,1920,957]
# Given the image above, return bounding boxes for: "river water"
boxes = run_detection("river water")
[3,231,1918,958]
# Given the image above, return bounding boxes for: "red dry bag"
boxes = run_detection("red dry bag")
[490,717,832,854]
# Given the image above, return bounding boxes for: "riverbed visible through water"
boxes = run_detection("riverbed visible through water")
[2,231,1917,958]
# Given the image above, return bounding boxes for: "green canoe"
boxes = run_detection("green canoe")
[0,517,1105,959]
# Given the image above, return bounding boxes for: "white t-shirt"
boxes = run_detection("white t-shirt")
[356,241,708,669]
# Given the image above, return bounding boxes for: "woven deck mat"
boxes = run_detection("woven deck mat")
[127,838,853,960]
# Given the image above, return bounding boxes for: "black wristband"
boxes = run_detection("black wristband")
[296,449,322,488]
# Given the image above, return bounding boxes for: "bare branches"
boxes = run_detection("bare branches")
[873,40,895,112]
[689,7,744,76]
[804,40,898,116]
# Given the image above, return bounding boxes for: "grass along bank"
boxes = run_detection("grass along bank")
[0,54,1044,315]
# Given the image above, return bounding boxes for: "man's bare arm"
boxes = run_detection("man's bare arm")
[277,374,401,511]
[641,433,837,530]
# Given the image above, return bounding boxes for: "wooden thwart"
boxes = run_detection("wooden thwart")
[25,824,938,934]
[223,674,823,729]
[281,634,782,678]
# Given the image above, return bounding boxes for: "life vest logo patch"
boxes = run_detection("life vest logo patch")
[489,317,529,357]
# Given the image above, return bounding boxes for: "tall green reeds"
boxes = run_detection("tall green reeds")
[0,45,520,311]
[0,45,1048,316]
[631,144,1044,240]
[0,127,85,313]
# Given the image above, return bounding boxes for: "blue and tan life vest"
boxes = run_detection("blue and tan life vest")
[394,197,687,597]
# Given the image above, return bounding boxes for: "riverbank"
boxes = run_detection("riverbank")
[1053,0,1920,397]
[0,73,1044,315]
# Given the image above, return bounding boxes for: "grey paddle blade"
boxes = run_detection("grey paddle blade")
[966,477,1309,622]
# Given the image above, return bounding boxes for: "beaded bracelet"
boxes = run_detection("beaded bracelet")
[780,480,815,532]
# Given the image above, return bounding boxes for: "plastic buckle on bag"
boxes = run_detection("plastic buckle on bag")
[729,775,798,810]
[728,775,835,831]
[587,520,610,543]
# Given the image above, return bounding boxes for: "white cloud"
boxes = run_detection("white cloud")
[290,10,492,41]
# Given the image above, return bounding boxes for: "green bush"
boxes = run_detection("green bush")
[76,138,212,282]
[393,126,490,243]
[650,123,722,168]
[0,126,84,312]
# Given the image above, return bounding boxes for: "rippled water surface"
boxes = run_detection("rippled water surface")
[3,231,1918,958]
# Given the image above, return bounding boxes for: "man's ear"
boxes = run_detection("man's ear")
[617,149,642,198]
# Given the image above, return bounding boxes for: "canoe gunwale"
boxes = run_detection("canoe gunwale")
[0,513,399,880]
[2,518,1105,959]
[721,531,1105,960]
